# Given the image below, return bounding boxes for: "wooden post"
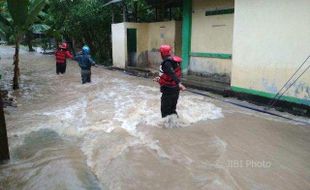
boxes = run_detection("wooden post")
[0,93,9,161]
[134,1,138,22]
[111,10,115,23]
[122,3,127,22]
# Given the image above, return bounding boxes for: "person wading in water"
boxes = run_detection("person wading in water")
[74,45,96,84]
[55,42,73,75]
[154,45,186,118]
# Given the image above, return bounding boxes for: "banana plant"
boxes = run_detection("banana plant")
[0,1,12,41]
[1,0,47,89]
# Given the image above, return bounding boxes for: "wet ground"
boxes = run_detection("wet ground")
[0,46,309,190]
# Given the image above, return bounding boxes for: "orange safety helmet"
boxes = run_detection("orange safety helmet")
[159,45,172,57]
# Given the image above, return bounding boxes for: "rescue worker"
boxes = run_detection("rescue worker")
[155,45,186,118]
[55,42,73,75]
[74,45,96,84]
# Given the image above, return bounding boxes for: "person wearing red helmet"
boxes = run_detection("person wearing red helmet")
[155,44,186,118]
[55,42,73,75]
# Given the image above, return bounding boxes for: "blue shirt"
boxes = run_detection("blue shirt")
[74,54,95,70]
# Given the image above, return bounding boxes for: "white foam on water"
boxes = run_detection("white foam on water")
[10,97,89,139]
[35,47,44,53]
[156,95,224,128]
[79,121,116,134]
[178,95,224,123]
[112,85,224,129]
[11,77,224,142]
[78,83,225,169]
[8,73,225,184]
[40,98,88,129]
[81,132,171,171]
[136,85,159,92]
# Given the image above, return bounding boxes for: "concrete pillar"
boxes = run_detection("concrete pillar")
[181,0,192,74]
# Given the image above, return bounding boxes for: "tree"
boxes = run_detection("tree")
[47,0,114,63]
[0,94,9,161]
[0,1,13,44]
[0,0,9,161]
[1,0,47,89]
[25,30,35,52]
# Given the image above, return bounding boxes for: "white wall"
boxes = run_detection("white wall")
[112,21,181,69]
[147,21,178,69]
[232,0,310,104]
[112,23,126,69]
[191,0,234,53]
[190,0,234,78]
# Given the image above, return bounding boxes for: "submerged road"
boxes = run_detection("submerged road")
[0,46,309,190]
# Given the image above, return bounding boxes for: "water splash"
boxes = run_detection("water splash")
[0,47,234,190]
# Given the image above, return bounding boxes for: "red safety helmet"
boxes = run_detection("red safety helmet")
[59,42,68,49]
[159,45,172,57]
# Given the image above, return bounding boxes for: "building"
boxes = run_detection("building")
[111,0,310,108]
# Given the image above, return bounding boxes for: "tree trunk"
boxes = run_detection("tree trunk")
[71,37,76,56]
[28,40,35,52]
[26,32,35,52]
[13,39,20,90]
[0,93,9,162]
[48,38,52,49]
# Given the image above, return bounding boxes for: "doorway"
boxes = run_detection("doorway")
[127,29,137,67]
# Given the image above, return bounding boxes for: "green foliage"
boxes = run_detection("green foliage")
[0,2,13,43]
[1,0,181,65]
[1,0,48,89]
[6,0,47,38]
[31,23,50,33]
[45,0,164,65]
[46,0,114,64]
[25,0,48,27]
[0,0,48,40]
[7,0,29,28]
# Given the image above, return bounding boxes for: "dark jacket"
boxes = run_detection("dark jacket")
[159,56,182,94]
[74,54,95,70]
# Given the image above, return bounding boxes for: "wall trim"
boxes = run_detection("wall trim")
[231,86,310,106]
[205,8,234,16]
[191,52,232,59]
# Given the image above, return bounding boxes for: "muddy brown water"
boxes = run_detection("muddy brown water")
[0,46,309,190]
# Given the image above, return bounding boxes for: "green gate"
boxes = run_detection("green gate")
[127,28,137,66]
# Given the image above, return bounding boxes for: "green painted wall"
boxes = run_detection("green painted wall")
[181,0,192,74]
[232,86,310,106]
[190,52,232,59]
[190,0,234,78]
[231,0,310,106]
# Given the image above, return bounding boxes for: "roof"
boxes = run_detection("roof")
[102,0,122,7]
[102,0,182,8]
[145,0,182,8]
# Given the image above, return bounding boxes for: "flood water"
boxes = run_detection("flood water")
[0,46,310,190]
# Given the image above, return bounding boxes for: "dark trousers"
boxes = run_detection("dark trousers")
[56,63,66,74]
[161,91,179,118]
[81,69,91,84]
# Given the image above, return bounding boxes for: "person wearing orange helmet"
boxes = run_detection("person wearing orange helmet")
[154,44,186,118]
[55,42,73,75]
